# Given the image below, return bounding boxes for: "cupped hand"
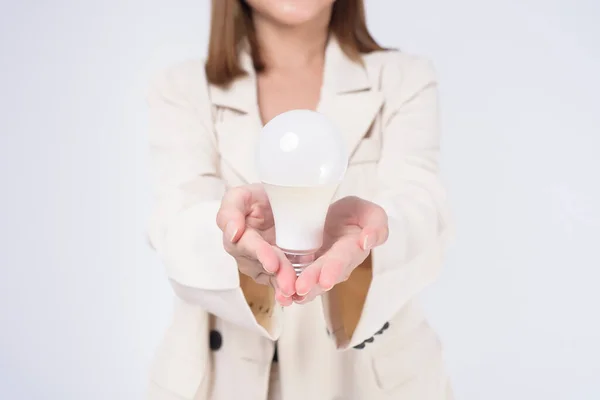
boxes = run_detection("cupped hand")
[294,196,389,303]
[216,184,297,306]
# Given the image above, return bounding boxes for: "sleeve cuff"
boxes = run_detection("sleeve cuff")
[163,201,240,290]
[159,200,282,339]
[170,280,282,340]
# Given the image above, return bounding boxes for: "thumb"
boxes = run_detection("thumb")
[216,187,252,243]
[357,204,389,251]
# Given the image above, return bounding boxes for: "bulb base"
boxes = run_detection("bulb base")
[282,249,317,276]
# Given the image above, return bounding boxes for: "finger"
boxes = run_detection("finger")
[216,187,251,243]
[229,229,279,274]
[359,225,388,251]
[292,293,305,303]
[295,259,323,297]
[272,247,297,298]
[318,258,346,291]
[267,274,294,307]
[221,216,246,244]
[255,242,280,274]
[293,286,323,304]
[356,204,389,251]
[318,237,367,290]
[276,290,294,307]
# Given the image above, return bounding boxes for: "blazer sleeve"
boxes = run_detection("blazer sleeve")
[146,62,281,339]
[339,55,453,349]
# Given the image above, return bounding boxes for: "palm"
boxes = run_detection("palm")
[252,191,364,253]
[294,196,388,300]
[319,197,365,256]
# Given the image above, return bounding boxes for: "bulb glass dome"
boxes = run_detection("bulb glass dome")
[256,109,348,187]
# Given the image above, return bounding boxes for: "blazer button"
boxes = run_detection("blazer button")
[375,322,390,335]
[353,342,366,350]
[209,330,222,351]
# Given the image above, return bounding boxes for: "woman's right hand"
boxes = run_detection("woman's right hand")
[216,184,296,306]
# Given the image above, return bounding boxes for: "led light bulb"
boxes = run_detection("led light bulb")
[256,109,348,275]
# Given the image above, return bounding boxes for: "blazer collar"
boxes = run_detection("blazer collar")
[322,36,373,94]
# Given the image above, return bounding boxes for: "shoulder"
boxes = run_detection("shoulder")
[146,59,210,107]
[363,50,438,97]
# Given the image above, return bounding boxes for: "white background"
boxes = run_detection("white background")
[1,1,599,399]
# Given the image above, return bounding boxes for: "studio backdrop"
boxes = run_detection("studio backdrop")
[0,1,598,399]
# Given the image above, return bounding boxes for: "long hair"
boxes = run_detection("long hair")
[205,0,386,86]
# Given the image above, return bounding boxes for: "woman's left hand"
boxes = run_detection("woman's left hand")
[293,196,389,303]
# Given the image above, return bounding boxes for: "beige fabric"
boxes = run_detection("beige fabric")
[146,38,453,400]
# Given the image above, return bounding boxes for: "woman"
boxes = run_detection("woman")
[146,0,453,399]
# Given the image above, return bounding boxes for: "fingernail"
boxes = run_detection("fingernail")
[259,253,274,274]
[363,235,374,251]
[280,288,293,298]
[225,221,238,242]
[293,294,306,302]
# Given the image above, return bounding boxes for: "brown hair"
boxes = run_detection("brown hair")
[205,0,386,86]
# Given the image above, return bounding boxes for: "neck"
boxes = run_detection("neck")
[252,12,331,71]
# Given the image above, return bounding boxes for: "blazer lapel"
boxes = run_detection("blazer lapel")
[208,38,383,185]
[208,50,262,184]
[318,38,383,160]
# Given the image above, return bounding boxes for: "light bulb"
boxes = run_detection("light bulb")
[256,109,348,275]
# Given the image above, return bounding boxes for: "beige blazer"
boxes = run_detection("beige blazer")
[146,38,453,400]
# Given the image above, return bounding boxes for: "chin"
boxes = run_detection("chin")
[246,0,335,27]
